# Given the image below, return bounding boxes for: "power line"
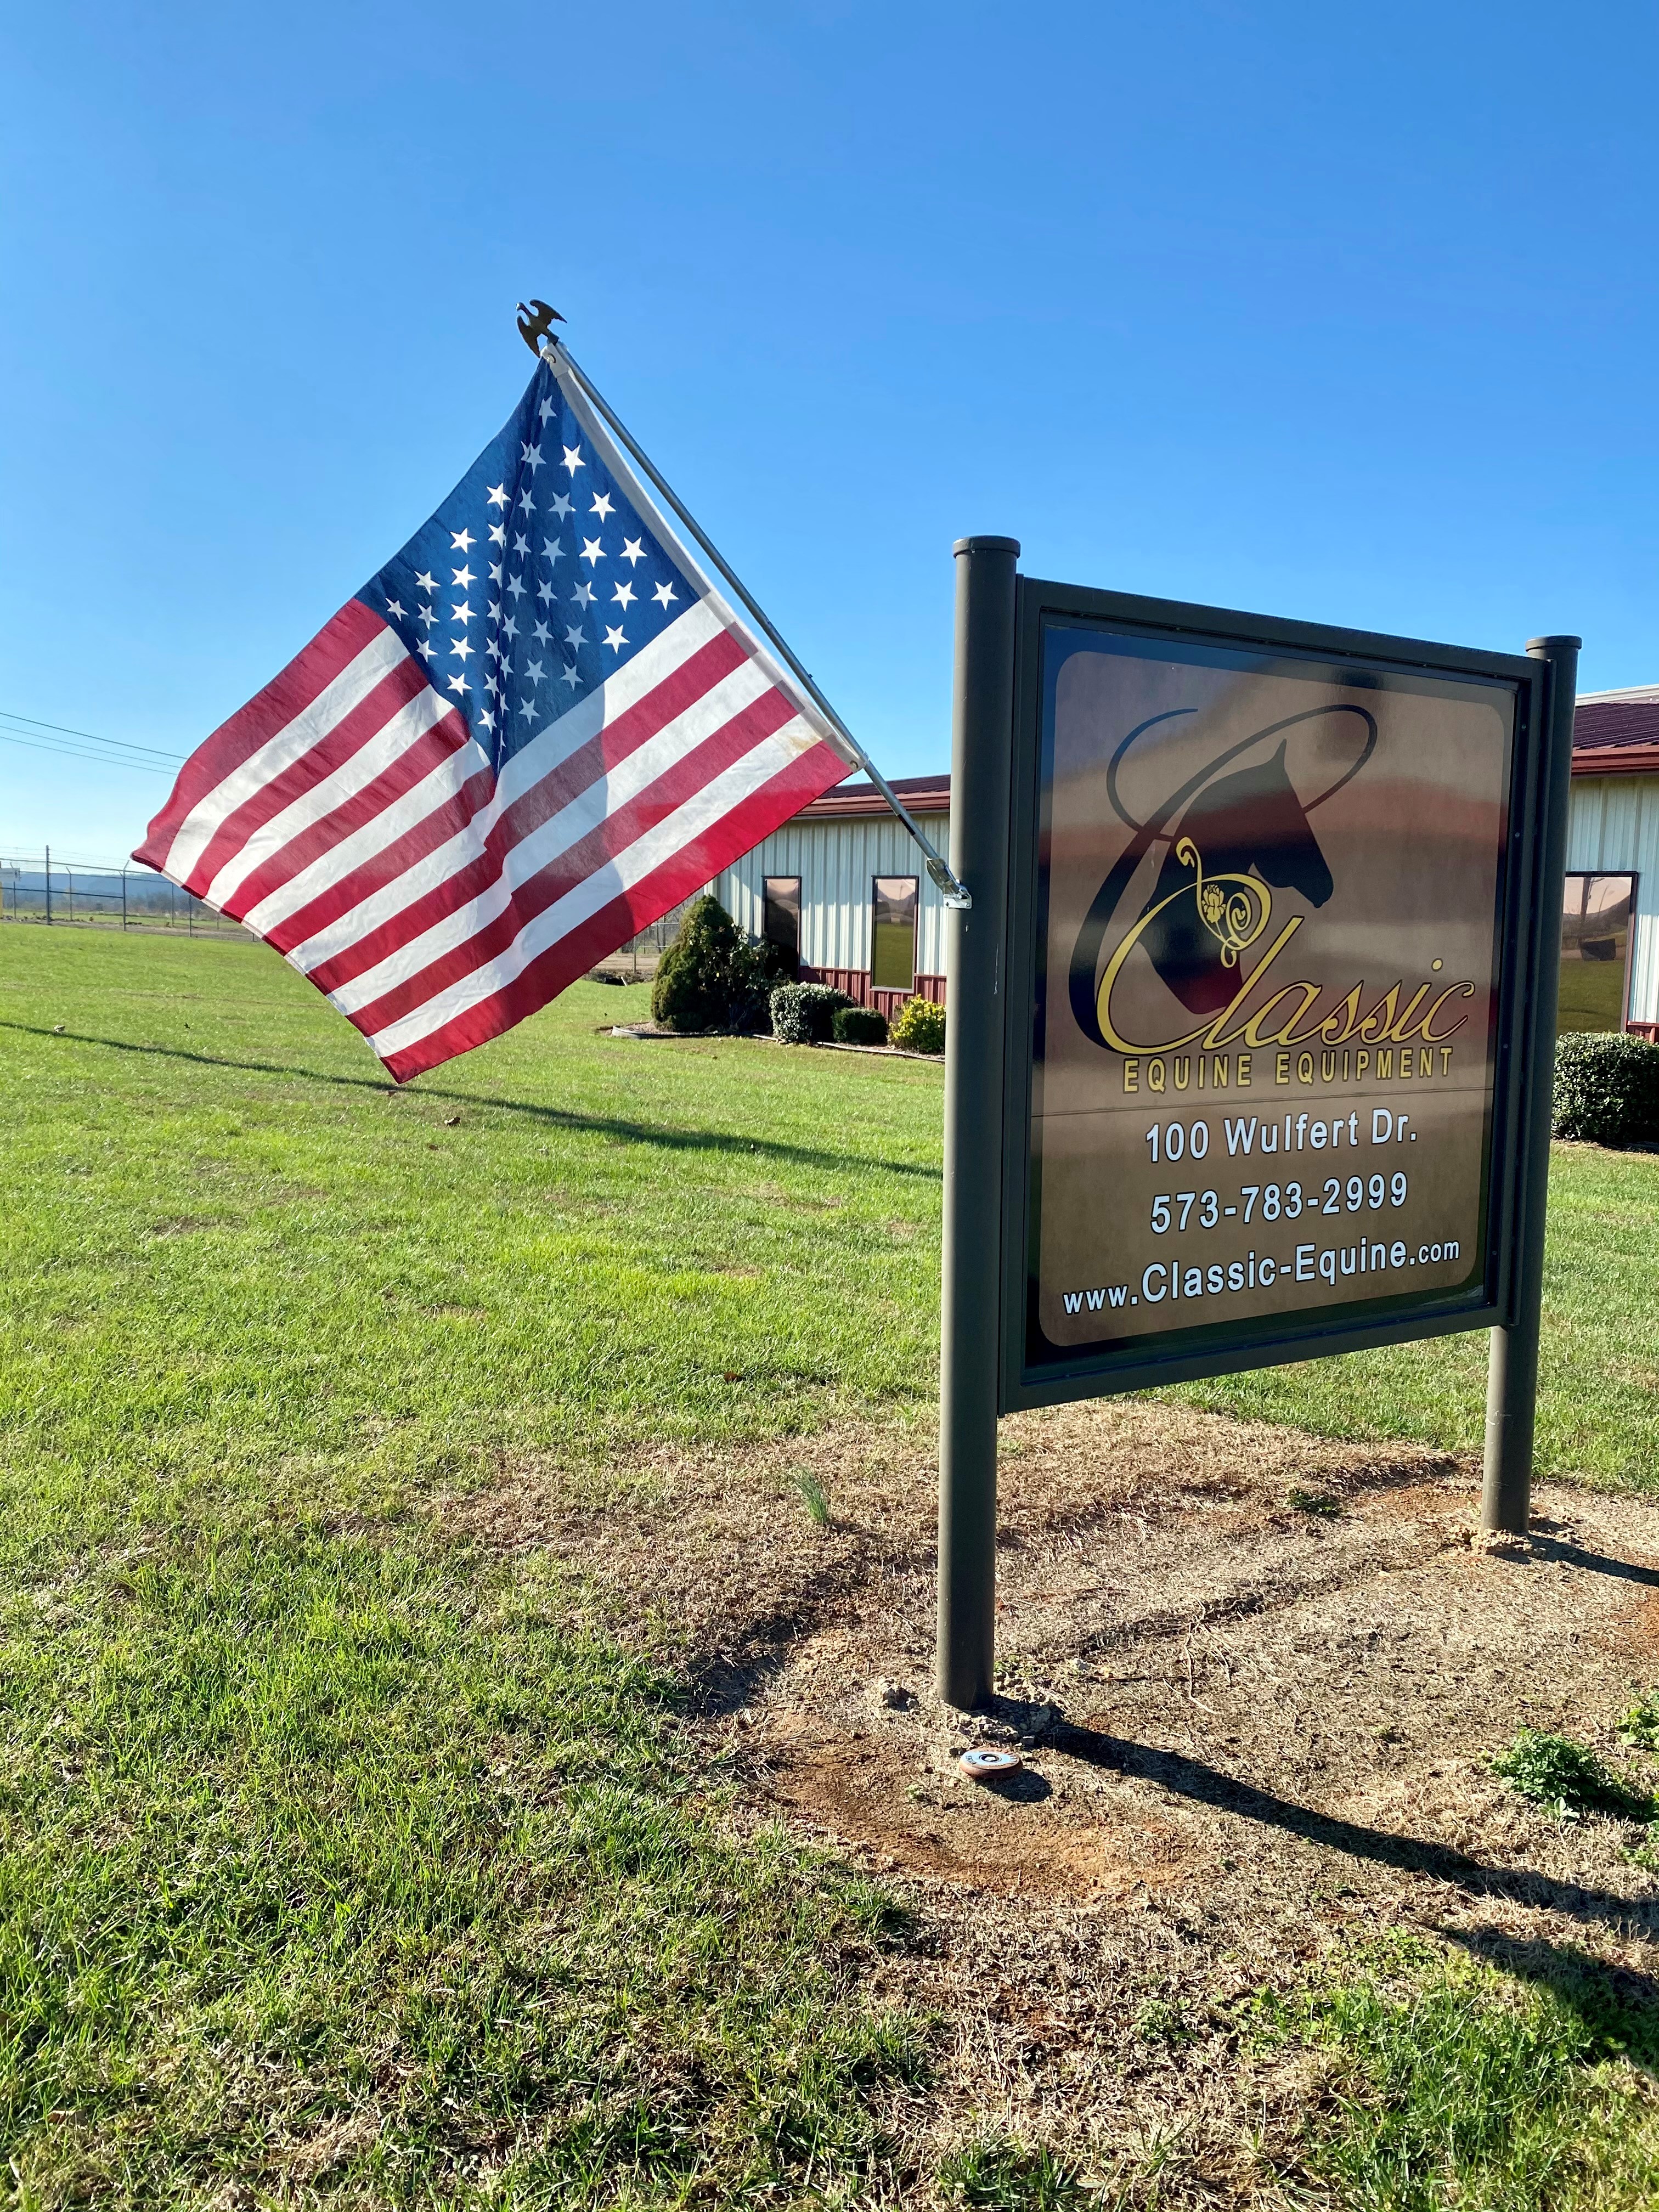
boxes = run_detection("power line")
[0,704,186,761]
[0,704,186,770]
[0,725,177,776]
[0,853,161,872]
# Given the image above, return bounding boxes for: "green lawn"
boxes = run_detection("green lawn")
[2,924,1651,1508]
[1,929,949,1519]
[1178,1131,1659,1485]
[2,926,1657,2207]
[1,929,946,2208]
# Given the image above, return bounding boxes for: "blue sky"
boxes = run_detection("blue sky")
[4,0,1656,859]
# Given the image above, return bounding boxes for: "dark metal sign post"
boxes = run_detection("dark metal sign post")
[938,552,1577,1711]
[937,538,1021,1711]
[1482,635,1579,1534]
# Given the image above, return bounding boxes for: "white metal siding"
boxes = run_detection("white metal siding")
[714,810,952,977]
[1566,775,1659,1025]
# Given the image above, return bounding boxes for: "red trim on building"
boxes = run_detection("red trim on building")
[800,965,946,1017]
[1573,742,1659,777]
[792,774,950,821]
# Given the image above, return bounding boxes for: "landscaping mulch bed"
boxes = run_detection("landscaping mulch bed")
[603,1020,942,1059]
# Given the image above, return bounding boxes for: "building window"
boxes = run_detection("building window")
[872,876,918,990]
[1559,872,1637,1033]
[763,876,801,960]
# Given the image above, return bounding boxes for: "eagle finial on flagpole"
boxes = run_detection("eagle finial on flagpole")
[516,300,565,359]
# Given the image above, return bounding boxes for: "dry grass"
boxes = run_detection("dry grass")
[446,1396,1659,2199]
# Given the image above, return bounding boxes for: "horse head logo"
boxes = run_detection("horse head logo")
[1067,704,1375,1046]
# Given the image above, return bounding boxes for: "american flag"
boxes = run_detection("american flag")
[136,353,856,1080]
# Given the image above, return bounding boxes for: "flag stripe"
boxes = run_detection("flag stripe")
[322,653,780,1011]
[202,679,460,911]
[373,735,848,1079]
[188,652,436,901]
[345,680,803,1035]
[234,709,479,934]
[361,715,826,1054]
[265,763,497,957]
[150,620,411,892]
[135,600,389,872]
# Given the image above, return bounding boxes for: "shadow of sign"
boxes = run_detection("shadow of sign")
[1049,1720,1655,1936]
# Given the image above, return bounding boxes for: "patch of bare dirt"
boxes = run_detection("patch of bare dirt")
[444,1400,1659,2198]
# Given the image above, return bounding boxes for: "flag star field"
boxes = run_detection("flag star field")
[362,370,692,769]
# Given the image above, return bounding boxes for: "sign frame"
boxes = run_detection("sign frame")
[995,580,1554,1413]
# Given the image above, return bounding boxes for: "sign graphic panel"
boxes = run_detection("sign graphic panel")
[1023,623,1517,1384]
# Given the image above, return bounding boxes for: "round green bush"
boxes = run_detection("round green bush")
[890,995,946,1055]
[832,1005,888,1047]
[651,897,782,1034]
[1552,1031,1659,1148]
[769,981,853,1045]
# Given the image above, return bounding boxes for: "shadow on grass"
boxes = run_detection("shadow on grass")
[0,1022,940,1182]
[1052,1720,1659,1935]
[1444,1927,1659,2072]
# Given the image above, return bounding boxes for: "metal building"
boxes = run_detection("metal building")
[1562,686,1659,1040]
[710,774,950,1023]
[710,693,1659,1036]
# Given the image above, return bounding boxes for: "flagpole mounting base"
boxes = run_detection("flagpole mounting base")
[928,857,972,909]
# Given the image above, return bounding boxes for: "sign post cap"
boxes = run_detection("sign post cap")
[953,535,1021,558]
[1526,635,1582,654]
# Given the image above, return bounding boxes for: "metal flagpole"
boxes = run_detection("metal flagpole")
[520,306,970,911]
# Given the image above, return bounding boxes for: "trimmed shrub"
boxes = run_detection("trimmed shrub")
[769,981,852,1045]
[890,995,946,1056]
[651,896,740,1031]
[729,938,796,1035]
[832,1005,888,1047]
[651,897,781,1034]
[1552,1030,1659,1148]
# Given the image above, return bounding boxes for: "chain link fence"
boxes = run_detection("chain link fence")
[589,897,697,980]
[0,851,246,935]
[2,851,692,966]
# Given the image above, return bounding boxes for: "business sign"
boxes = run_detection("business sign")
[999,586,1552,1407]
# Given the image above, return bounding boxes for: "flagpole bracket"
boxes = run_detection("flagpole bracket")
[928,857,972,910]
